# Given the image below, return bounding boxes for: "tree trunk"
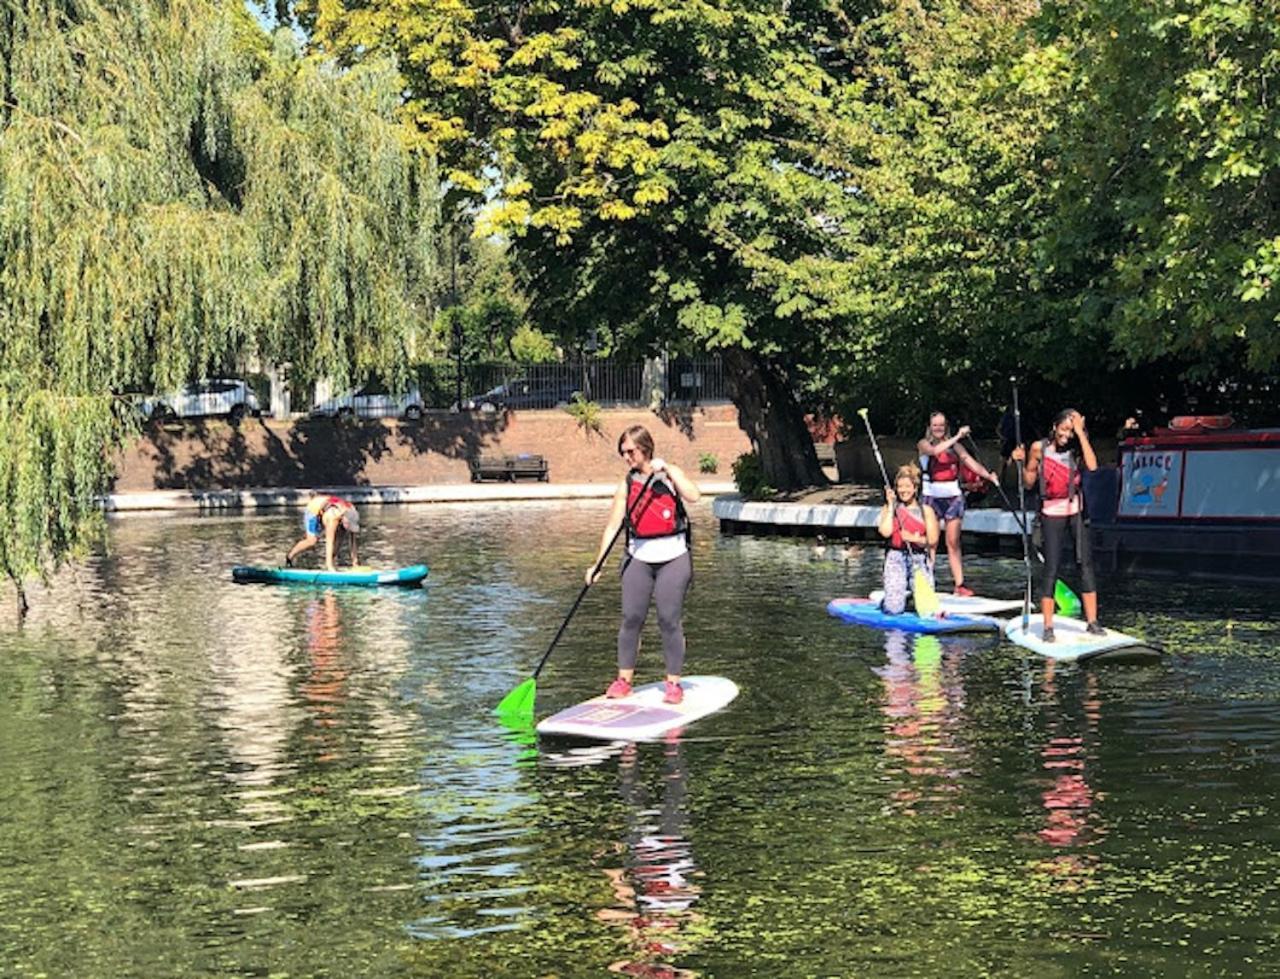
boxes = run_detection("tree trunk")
[722,346,827,490]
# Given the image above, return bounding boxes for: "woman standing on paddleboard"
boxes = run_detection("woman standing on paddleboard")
[587,425,701,705]
[917,412,998,596]
[876,463,940,615]
[1013,409,1104,642]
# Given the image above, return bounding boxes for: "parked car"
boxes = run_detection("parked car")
[141,378,262,423]
[459,378,582,412]
[310,380,424,420]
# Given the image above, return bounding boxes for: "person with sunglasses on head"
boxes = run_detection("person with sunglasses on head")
[587,425,701,705]
[1012,408,1103,642]
[917,410,998,596]
[286,494,360,571]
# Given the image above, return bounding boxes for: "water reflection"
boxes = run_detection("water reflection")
[301,591,348,762]
[599,738,703,978]
[876,633,971,817]
[1033,663,1105,890]
[4,506,1280,976]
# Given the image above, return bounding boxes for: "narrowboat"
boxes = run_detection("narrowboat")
[1088,416,1280,578]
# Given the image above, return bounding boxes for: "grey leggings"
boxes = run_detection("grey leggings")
[881,549,934,616]
[618,550,693,676]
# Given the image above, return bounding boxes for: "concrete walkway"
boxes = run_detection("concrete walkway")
[101,481,740,513]
[713,494,1027,538]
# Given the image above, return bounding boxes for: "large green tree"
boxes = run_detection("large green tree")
[1028,0,1280,375]
[298,0,861,489]
[0,0,438,610]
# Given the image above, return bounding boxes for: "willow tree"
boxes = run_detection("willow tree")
[0,0,438,612]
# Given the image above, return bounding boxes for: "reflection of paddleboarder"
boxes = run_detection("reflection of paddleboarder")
[877,633,967,815]
[301,591,348,762]
[600,738,702,978]
[1033,663,1104,889]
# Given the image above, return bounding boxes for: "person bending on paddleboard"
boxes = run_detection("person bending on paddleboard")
[917,412,998,597]
[286,495,360,571]
[588,425,701,706]
[876,463,940,615]
[1013,409,1103,642]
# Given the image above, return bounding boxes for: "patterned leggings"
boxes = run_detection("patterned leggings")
[881,549,934,615]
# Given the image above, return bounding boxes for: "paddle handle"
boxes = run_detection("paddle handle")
[529,470,657,681]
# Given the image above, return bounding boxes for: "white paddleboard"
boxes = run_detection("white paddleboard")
[537,675,739,741]
[870,590,1024,616]
[1004,615,1161,663]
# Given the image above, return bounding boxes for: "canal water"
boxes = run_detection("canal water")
[1,502,1277,977]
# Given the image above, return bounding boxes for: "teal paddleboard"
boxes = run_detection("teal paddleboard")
[232,564,428,587]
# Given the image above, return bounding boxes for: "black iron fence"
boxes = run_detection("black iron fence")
[414,355,731,411]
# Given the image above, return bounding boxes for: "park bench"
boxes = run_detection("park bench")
[470,453,550,482]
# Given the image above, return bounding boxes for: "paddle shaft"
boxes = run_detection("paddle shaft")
[963,435,1040,555]
[1012,382,1032,631]
[527,470,658,681]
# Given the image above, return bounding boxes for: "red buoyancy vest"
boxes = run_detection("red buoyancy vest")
[960,462,987,494]
[626,473,687,539]
[1040,441,1080,501]
[890,503,927,550]
[307,494,349,517]
[927,447,960,482]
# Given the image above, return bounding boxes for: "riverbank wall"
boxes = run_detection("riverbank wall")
[110,404,753,492]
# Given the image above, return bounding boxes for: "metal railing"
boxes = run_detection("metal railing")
[415,354,731,411]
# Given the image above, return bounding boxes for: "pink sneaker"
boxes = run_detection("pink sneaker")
[663,681,684,705]
[605,677,632,699]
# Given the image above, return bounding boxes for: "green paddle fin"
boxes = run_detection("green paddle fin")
[496,677,537,718]
[1054,579,1082,618]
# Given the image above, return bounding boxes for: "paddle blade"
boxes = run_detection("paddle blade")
[913,569,942,617]
[495,676,537,717]
[1054,579,1082,618]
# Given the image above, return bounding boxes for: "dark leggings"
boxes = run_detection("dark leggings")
[1040,512,1096,600]
[618,550,693,676]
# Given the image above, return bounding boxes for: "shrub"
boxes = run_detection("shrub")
[732,451,774,499]
[564,392,603,434]
[698,451,719,474]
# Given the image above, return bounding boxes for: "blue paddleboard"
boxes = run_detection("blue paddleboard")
[826,597,1002,635]
[232,564,429,587]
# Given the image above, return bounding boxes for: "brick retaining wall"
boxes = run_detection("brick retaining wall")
[110,404,753,492]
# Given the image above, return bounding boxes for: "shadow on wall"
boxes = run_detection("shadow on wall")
[654,405,698,441]
[123,414,509,490]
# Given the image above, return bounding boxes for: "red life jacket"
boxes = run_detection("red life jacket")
[960,462,987,495]
[1039,439,1080,502]
[626,472,688,540]
[307,494,349,517]
[927,447,960,483]
[889,503,927,550]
